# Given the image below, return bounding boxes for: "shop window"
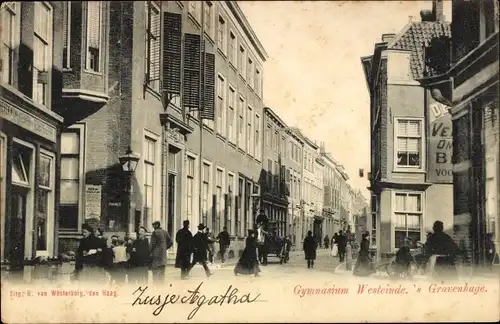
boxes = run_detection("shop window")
[11,144,31,187]
[37,154,52,252]
[144,136,156,227]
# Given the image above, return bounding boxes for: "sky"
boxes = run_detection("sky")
[239,1,452,199]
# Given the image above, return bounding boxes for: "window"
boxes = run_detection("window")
[144,137,156,227]
[204,2,214,39]
[396,119,423,168]
[238,97,245,149]
[265,125,271,147]
[202,162,211,225]
[146,1,160,91]
[267,159,273,189]
[239,45,246,79]
[216,75,226,136]
[237,178,244,236]
[394,192,422,249]
[37,153,52,252]
[247,106,253,156]
[217,15,227,54]
[228,30,237,66]
[255,114,261,160]
[60,130,81,230]
[255,68,262,96]
[86,1,102,72]
[33,2,52,106]
[62,2,71,69]
[247,57,254,87]
[228,86,236,143]
[2,2,19,85]
[227,173,234,233]
[216,168,223,232]
[186,156,196,220]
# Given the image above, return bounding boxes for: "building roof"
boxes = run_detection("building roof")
[388,21,451,79]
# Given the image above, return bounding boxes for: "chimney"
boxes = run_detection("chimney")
[381,33,396,43]
[432,0,445,22]
[420,9,434,21]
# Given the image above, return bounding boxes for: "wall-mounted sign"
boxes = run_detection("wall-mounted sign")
[427,97,453,184]
[0,98,57,142]
[85,185,102,220]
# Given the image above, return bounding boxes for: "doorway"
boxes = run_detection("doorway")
[10,187,27,269]
[167,173,176,237]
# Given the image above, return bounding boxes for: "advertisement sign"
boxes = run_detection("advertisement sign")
[427,96,453,183]
[85,185,102,220]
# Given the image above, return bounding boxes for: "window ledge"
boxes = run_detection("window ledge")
[188,13,201,28]
[217,48,227,59]
[392,168,426,174]
[216,133,226,141]
[229,61,237,71]
[83,69,104,77]
[62,88,109,104]
[228,141,237,149]
[145,86,162,101]
[237,148,246,155]
[202,124,214,133]
[62,68,74,73]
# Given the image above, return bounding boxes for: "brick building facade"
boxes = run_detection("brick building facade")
[361,4,454,255]
[1,2,65,265]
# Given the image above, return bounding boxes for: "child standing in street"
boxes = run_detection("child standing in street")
[111,239,129,284]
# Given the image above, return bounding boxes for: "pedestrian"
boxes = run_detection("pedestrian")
[353,231,374,277]
[129,226,151,285]
[150,221,173,284]
[175,220,193,280]
[217,226,230,263]
[205,227,216,264]
[190,224,213,278]
[303,230,317,269]
[324,235,330,249]
[486,233,497,270]
[337,230,347,262]
[394,237,413,278]
[424,221,458,278]
[234,229,261,276]
[111,239,129,284]
[75,224,107,282]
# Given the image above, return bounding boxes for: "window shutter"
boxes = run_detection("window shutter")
[148,5,161,82]
[87,2,101,49]
[63,2,69,46]
[163,12,182,94]
[201,52,215,120]
[183,33,201,109]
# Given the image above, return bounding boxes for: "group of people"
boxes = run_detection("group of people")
[74,221,173,284]
[174,221,231,280]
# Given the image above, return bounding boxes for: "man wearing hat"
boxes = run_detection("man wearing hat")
[151,221,173,283]
[189,223,213,278]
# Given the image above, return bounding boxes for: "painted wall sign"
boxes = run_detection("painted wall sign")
[85,185,102,220]
[0,98,57,142]
[427,97,453,184]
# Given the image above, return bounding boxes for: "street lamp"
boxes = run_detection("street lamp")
[119,146,140,233]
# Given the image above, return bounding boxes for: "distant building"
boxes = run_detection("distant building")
[361,2,454,255]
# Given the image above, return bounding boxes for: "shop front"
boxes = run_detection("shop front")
[0,85,63,268]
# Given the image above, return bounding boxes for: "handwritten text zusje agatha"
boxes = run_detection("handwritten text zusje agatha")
[132,282,261,320]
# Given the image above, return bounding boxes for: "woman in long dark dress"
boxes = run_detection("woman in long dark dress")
[353,232,374,277]
[234,229,260,277]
